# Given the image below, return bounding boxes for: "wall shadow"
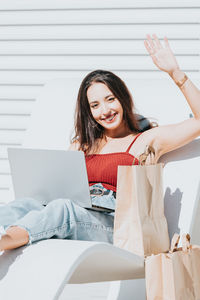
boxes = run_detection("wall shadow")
[164,187,182,241]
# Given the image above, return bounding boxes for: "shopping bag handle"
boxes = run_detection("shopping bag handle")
[170,233,191,253]
[182,233,191,252]
[133,145,155,166]
[170,233,180,252]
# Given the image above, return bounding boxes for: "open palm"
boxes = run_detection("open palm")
[144,34,180,75]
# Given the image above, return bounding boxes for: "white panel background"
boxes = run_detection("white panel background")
[0,0,199,203]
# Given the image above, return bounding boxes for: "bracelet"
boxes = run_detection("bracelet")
[172,70,189,89]
[176,74,188,88]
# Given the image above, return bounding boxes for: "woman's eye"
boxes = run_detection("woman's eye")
[108,97,115,102]
[91,103,98,109]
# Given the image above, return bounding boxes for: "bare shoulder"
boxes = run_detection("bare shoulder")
[68,140,80,151]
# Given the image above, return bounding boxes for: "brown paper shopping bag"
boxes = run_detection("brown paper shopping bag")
[113,145,170,257]
[145,233,200,300]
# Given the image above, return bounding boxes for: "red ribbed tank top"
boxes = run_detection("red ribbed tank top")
[85,133,142,192]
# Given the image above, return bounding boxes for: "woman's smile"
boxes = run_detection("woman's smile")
[101,112,117,123]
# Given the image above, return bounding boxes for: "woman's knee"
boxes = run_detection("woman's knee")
[48,198,73,208]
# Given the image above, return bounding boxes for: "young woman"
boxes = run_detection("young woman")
[0,34,200,251]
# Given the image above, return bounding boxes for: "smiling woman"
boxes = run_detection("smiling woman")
[0,34,200,252]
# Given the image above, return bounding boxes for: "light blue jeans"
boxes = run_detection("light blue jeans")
[0,184,115,244]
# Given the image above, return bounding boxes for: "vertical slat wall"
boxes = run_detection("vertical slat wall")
[0,0,199,203]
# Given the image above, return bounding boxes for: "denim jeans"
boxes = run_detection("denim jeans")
[0,184,115,244]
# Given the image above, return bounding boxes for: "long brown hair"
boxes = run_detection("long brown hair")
[72,70,155,154]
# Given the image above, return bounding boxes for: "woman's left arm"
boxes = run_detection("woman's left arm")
[144,34,200,156]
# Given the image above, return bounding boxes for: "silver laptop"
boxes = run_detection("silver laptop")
[7,148,115,213]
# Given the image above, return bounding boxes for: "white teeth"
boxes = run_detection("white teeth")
[105,114,116,121]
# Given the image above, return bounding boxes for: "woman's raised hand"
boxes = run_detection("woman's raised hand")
[144,34,180,76]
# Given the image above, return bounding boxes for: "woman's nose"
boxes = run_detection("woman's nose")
[100,103,110,115]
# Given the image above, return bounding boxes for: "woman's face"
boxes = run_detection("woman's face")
[87,82,124,136]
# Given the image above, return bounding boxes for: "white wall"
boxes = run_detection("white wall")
[0,0,200,203]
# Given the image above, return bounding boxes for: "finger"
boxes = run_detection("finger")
[152,33,162,49]
[144,40,155,56]
[146,34,156,50]
[164,36,170,48]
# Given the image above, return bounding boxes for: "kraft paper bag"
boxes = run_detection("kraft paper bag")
[113,145,170,257]
[145,233,200,300]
